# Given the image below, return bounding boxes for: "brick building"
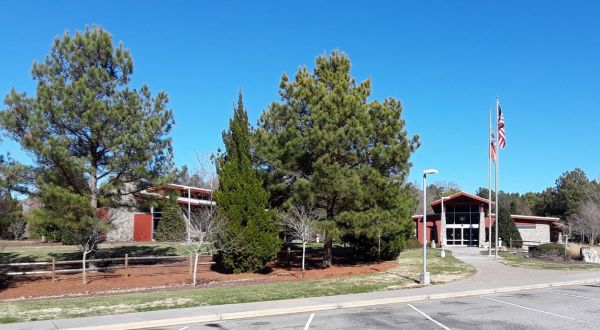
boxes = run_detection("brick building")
[412,191,562,247]
[106,184,215,242]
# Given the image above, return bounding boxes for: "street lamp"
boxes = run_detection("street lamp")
[421,168,438,285]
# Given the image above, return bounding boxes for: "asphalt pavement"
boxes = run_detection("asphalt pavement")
[5,247,600,330]
[156,283,600,329]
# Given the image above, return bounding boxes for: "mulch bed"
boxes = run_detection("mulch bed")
[0,260,397,301]
[511,250,586,264]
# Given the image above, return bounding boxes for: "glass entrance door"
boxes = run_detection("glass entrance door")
[446,225,479,246]
[462,227,471,245]
[470,228,479,246]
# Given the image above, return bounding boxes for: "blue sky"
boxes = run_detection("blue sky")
[1,1,599,194]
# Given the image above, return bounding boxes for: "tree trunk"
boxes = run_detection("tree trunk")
[82,251,88,285]
[88,172,98,209]
[302,241,306,279]
[193,253,199,286]
[323,238,332,268]
[323,205,335,268]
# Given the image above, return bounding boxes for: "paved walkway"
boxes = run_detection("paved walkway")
[4,247,600,330]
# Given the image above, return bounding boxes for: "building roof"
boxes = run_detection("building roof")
[137,183,215,207]
[430,191,495,207]
[510,215,560,222]
[148,183,213,195]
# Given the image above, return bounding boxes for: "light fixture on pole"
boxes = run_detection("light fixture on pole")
[421,168,438,285]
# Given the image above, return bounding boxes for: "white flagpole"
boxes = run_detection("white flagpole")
[488,107,492,256]
[495,96,500,258]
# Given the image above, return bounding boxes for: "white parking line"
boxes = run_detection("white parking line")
[407,304,450,330]
[303,313,315,330]
[178,326,189,330]
[481,297,588,323]
[547,291,600,301]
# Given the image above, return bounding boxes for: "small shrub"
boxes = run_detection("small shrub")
[155,199,187,242]
[405,238,421,249]
[529,243,564,257]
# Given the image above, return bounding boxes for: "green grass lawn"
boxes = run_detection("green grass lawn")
[484,251,600,270]
[0,248,474,324]
[0,242,189,263]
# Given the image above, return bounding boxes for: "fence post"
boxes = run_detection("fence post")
[287,247,291,268]
[509,238,512,249]
[125,254,128,270]
[52,257,56,283]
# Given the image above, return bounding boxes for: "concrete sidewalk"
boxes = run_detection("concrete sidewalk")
[4,247,600,330]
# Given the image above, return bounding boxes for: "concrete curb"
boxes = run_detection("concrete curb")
[219,303,340,320]
[62,277,600,330]
[67,314,221,330]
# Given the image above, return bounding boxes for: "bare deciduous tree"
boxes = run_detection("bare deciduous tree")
[194,152,220,190]
[63,217,108,284]
[188,206,228,286]
[7,217,26,240]
[279,205,320,278]
[574,200,600,245]
[185,152,224,286]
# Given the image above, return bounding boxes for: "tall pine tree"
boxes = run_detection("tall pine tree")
[255,51,419,265]
[1,27,174,212]
[215,92,280,273]
[1,27,174,245]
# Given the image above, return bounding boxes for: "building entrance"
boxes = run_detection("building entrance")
[444,205,481,247]
[446,224,479,246]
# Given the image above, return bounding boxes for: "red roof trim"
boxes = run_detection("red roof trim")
[430,191,495,206]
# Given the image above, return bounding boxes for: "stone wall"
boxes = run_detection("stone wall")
[105,208,135,242]
[518,222,550,245]
[479,209,486,247]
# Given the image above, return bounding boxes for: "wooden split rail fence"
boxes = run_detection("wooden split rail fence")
[0,254,215,282]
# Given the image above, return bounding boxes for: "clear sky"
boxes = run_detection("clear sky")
[1,1,599,194]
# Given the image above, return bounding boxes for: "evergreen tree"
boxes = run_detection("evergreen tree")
[1,26,174,213]
[255,51,419,265]
[155,198,187,242]
[215,92,280,273]
[0,189,24,240]
[492,208,523,248]
[553,168,594,219]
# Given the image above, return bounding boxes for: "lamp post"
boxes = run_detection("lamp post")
[421,169,439,285]
[440,196,447,258]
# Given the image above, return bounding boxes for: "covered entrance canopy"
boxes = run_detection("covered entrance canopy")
[412,191,495,247]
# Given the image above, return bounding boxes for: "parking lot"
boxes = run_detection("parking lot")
[155,283,600,329]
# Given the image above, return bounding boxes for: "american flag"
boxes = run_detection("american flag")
[490,130,497,160]
[498,104,506,148]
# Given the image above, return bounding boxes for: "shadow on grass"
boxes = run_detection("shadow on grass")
[0,252,37,291]
[0,245,183,292]
[277,243,391,271]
